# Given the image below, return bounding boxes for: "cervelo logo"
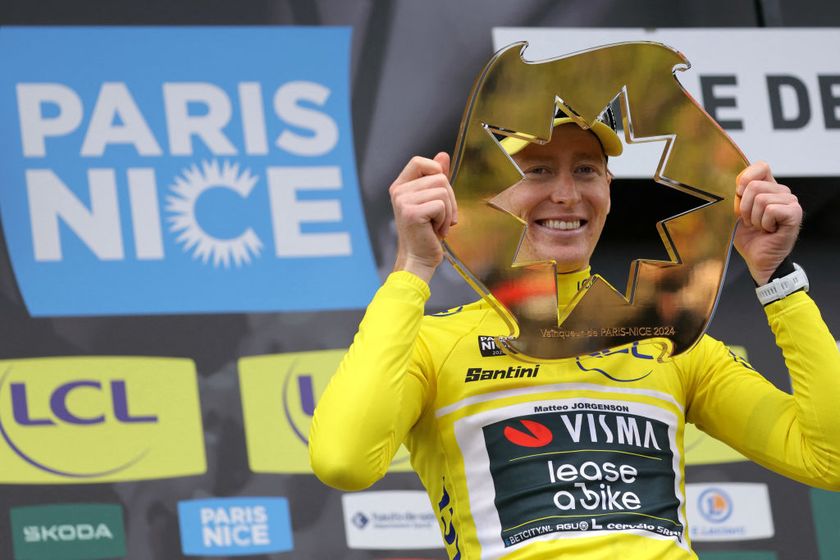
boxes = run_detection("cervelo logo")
[0,27,378,316]
[0,357,205,483]
[238,350,412,474]
[686,483,774,541]
[178,497,293,556]
[10,503,126,560]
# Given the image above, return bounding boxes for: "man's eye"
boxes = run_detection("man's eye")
[576,165,596,174]
[525,166,550,176]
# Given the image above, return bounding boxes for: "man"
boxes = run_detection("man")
[310,115,840,559]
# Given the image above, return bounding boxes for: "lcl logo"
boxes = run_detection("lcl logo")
[0,357,205,483]
[10,380,157,426]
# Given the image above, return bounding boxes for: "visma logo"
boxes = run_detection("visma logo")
[0,357,205,483]
[238,350,412,474]
[503,419,553,448]
[0,27,378,316]
[178,497,293,556]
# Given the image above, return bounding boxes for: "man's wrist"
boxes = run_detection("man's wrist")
[394,256,438,284]
[750,256,795,287]
[755,260,808,306]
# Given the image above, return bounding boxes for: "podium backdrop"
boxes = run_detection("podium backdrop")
[0,1,838,558]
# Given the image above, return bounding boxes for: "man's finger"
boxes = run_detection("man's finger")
[736,161,775,196]
[749,192,798,232]
[393,155,447,184]
[738,180,790,223]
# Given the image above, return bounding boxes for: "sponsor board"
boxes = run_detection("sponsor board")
[454,398,688,557]
[0,26,378,316]
[0,356,205,483]
[238,350,412,473]
[492,28,840,178]
[178,497,293,556]
[686,483,774,541]
[342,491,443,550]
[10,503,126,560]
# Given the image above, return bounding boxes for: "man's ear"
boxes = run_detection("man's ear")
[606,169,613,214]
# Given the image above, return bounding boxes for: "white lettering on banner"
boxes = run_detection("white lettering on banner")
[274,81,338,156]
[268,166,351,257]
[199,505,271,548]
[15,80,351,267]
[27,169,125,261]
[17,83,83,158]
[81,83,163,157]
[238,82,269,155]
[163,82,238,156]
[23,523,114,542]
[127,168,165,259]
[491,28,840,177]
[16,80,339,159]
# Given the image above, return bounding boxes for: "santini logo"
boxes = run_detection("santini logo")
[465,365,539,382]
[0,357,205,483]
[0,27,378,316]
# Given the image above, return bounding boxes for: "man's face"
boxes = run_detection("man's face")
[507,123,611,273]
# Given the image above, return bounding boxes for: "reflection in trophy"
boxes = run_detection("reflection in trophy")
[444,42,748,360]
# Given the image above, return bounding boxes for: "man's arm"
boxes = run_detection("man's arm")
[308,153,458,490]
[685,161,840,489]
[685,294,840,489]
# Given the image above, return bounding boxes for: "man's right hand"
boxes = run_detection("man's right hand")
[389,152,458,283]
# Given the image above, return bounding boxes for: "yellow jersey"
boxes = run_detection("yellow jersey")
[310,270,840,559]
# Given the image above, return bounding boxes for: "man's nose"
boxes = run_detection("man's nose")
[548,171,581,204]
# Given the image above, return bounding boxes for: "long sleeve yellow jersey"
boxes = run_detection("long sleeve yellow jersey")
[310,269,840,560]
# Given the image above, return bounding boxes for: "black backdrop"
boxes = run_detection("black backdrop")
[1,1,839,559]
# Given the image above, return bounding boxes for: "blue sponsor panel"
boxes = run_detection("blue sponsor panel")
[178,497,293,556]
[0,27,378,316]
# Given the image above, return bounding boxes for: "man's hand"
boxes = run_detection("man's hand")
[733,161,802,285]
[390,152,458,283]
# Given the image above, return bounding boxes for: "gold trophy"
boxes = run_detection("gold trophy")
[444,42,748,360]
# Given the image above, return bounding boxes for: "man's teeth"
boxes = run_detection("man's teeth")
[541,219,581,230]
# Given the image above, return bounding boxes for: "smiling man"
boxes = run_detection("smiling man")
[309,113,840,560]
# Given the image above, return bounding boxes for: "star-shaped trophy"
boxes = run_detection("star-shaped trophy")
[444,42,748,361]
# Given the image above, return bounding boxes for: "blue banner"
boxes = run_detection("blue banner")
[178,497,293,556]
[0,27,379,316]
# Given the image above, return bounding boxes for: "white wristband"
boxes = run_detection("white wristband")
[755,263,809,305]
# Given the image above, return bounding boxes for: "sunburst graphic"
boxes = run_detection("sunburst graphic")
[166,160,263,268]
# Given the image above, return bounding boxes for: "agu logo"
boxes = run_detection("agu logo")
[0,26,378,316]
[10,503,126,560]
[238,350,412,473]
[178,497,293,556]
[0,357,205,483]
[698,488,733,523]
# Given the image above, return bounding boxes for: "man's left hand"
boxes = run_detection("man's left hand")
[733,161,802,285]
